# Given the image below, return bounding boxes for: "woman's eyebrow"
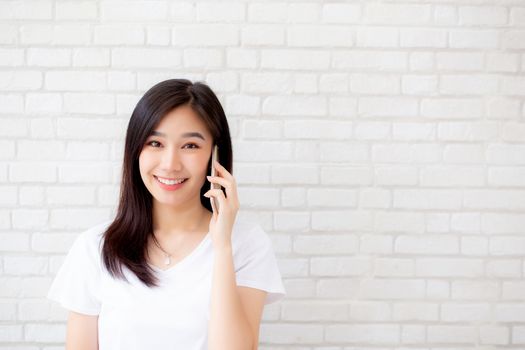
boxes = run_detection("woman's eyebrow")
[150,130,206,140]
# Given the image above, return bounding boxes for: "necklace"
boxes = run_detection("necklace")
[151,234,172,266]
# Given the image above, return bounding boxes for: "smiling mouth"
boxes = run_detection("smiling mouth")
[154,176,188,185]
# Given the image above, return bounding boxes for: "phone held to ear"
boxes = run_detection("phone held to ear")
[210,145,221,213]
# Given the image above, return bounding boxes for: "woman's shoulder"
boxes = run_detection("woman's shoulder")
[76,220,113,255]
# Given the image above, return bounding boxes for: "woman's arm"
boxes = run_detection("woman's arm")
[66,311,98,350]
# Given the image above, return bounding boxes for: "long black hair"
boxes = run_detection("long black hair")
[101,79,233,287]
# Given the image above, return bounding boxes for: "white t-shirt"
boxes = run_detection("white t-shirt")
[47,218,286,350]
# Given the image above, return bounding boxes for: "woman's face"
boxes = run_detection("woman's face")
[138,104,213,209]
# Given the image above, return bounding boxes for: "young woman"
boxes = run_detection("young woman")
[47,79,286,350]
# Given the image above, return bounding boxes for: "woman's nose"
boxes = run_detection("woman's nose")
[160,148,182,171]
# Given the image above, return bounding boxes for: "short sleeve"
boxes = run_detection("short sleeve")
[46,230,102,316]
[234,224,286,305]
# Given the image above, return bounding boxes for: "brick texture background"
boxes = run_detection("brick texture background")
[1,0,525,349]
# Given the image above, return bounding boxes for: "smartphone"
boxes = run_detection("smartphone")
[210,145,220,213]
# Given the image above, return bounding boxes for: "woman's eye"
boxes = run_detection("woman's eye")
[183,143,199,149]
[147,140,161,147]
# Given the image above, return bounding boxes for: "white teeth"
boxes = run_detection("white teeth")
[156,176,185,185]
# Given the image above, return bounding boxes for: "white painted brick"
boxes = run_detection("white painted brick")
[273,211,309,232]
[259,324,323,344]
[322,3,361,23]
[271,165,317,184]
[486,260,521,278]
[443,144,484,163]
[503,282,525,300]
[311,257,371,276]
[196,2,244,22]
[351,74,399,94]
[375,212,425,233]
[350,301,390,321]
[64,93,115,115]
[312,211,373,231]
[328,97,358,118]
[242,120,280,139]
[513,326,525,344]
[503,30,525,49]
[490,237,525,256]
[0,24,17,44]
[0,324,23,342]
[262,49,330,70]
[278,258,308,278]
[365,3,431,25]
[295,234,357,255]
[496,304,525,322]
[400,28,447,48]
[226,48,256,69]
[334,50,407,71]
[27,47,70,67]
[289,3,318,23]
[416,258,483,277]
[4,256,47,275]
[359,97,418,117]
[459,6,508,25]
[112,48,182,68]
[422,98,483,119]
[20,185,45,206]
[461,236,488,256]
[441,303,491,322]
[426,280,450,299]
[325,324,399,344]
[281,188,306,208]
[320,142,367,162]
[426,213,451,233]
[58,163,112,184]
[0,71,42,91]
[235,163,270,184]
[172,24,238,46]
[438,121,499,141]
[184,48,223,69]
[356,27,398,48]
[285,120,351,140]
[247,3,287,23]
[409,52,434,71]
[401,75,438,95]
[464,190,525,210]
[72,48,110,67]
[0,233,28,252]
[9,163,55,183]
[238,187,279,208]
[30,118,54,138]
[46,186,96,205]
[206,71,238,93]
[401,324,426,344]
[25,93,62,114]
[489,166,525,187]
[441,75,499,95]
[66,142,110,161]
[284,279,315,298]
[20,24,52,44]
[108,72,136,91]
[360,279,425,300]
[282,302,347,322]
[232,141,293,162]
[146,26,170,46]
[486,53,519,72]
[0,0,52,19]
[0,140,14,159]
[375,166,418,186]
[0,301,16,321]
[307,188,357,208]
[488,97,522,119]
[393,122,436,142]
[319,73,348,93]
[427,325,477,344]
[293,73,317,94]
[450,29,500,49]
[374,258,413,277]
[0,94,23,114]
[511,7,525,25]
[263,95,326,116]
[98,185,119,207]
[240,24,285,46]
[359,234,392,254]
[434,5,458,25]
[45,71,106,91]
[0,210,10,229]
[395,235,459,255]
[169,2,195,21]
[393,302,439,321]
[101,1,167,21]
[0,186,16,206]
[94,25,144,45]
[436,52,484,71]
[18,300,49,321]
[482,213,525,234]
[420,166,485,187]
[0,48,24,67]
[55,1,97,20]
[33,233,76,253]
[242,72,292,94]
[287,25,354,47]
[12,210,48,230]
[480,326,509,345]
[49,209,110,230]
[354,121,390,140]
[393,189,462,210]
[372,143,439,163]
[17,140,65,160]
[57,118,124,139]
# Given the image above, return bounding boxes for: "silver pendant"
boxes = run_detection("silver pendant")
[164,255,171,265]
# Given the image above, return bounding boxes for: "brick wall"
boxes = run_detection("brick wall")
[1,0,524,348]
